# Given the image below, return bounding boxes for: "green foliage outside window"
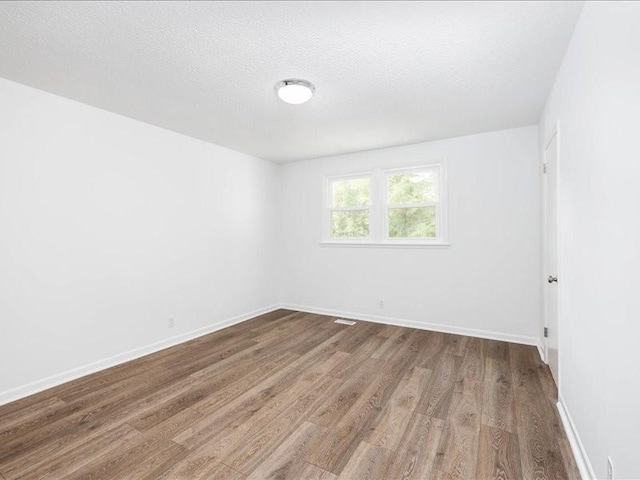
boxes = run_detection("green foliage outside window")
[332,210,370,238]
[388,206,436,238]
[387,170,438,204]
[331,177,370,207]
[387,170,438,238]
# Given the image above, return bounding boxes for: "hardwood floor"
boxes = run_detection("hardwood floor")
[0,310,580,479]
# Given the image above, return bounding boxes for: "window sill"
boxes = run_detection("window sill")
[319,241,450,249]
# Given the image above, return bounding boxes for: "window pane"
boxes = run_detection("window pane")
[331,177,370,207]
[331,210,370,238]
[387,169,438,204]
[388,206,436,238]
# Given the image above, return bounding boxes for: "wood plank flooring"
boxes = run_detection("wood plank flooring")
[0,310,580,479]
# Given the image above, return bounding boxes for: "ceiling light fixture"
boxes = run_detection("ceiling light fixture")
[275,79,315,105]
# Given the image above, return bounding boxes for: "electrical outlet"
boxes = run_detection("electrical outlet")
[168,317,175,329]
[607,456,614,480]
[378,300,385,310]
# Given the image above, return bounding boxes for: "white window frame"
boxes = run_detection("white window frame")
[322,161,449,248]
[323,172,374,243]
[383,164,446,245]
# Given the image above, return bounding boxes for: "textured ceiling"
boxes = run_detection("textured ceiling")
[0,1,583,162]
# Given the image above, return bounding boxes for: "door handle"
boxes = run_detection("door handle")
[548,276,558,284]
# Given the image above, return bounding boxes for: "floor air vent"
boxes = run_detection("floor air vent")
[334,319,356,326]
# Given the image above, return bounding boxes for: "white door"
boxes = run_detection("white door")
[544,132,559,385]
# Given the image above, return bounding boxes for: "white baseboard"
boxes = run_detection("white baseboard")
[0,304,281,407]
[0,302,539,407]
[537,343,546,363]
[557,395,596,480]
[280,303,539,346]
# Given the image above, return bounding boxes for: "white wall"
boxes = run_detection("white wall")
[0,78,281,401]
[540,3,640,479]
[280,126,541,343]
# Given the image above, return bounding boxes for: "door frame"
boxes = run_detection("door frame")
[542,121,561,387]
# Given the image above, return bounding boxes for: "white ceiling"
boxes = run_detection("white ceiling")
[0,1,583,162]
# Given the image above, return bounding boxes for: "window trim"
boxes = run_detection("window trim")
[322,161,449,247]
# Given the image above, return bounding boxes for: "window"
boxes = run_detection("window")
[385,166,440,241]
[323,163,447,246]
[328,175,371,240]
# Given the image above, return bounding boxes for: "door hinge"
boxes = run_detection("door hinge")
[543,163,547,174]
[544,327,549,338]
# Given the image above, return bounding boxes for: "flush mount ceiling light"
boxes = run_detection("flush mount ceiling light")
[275,79,315,105]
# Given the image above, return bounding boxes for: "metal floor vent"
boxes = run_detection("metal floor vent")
[334,319,356,326]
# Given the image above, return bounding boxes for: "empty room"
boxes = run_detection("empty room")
[0,1,638,479]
